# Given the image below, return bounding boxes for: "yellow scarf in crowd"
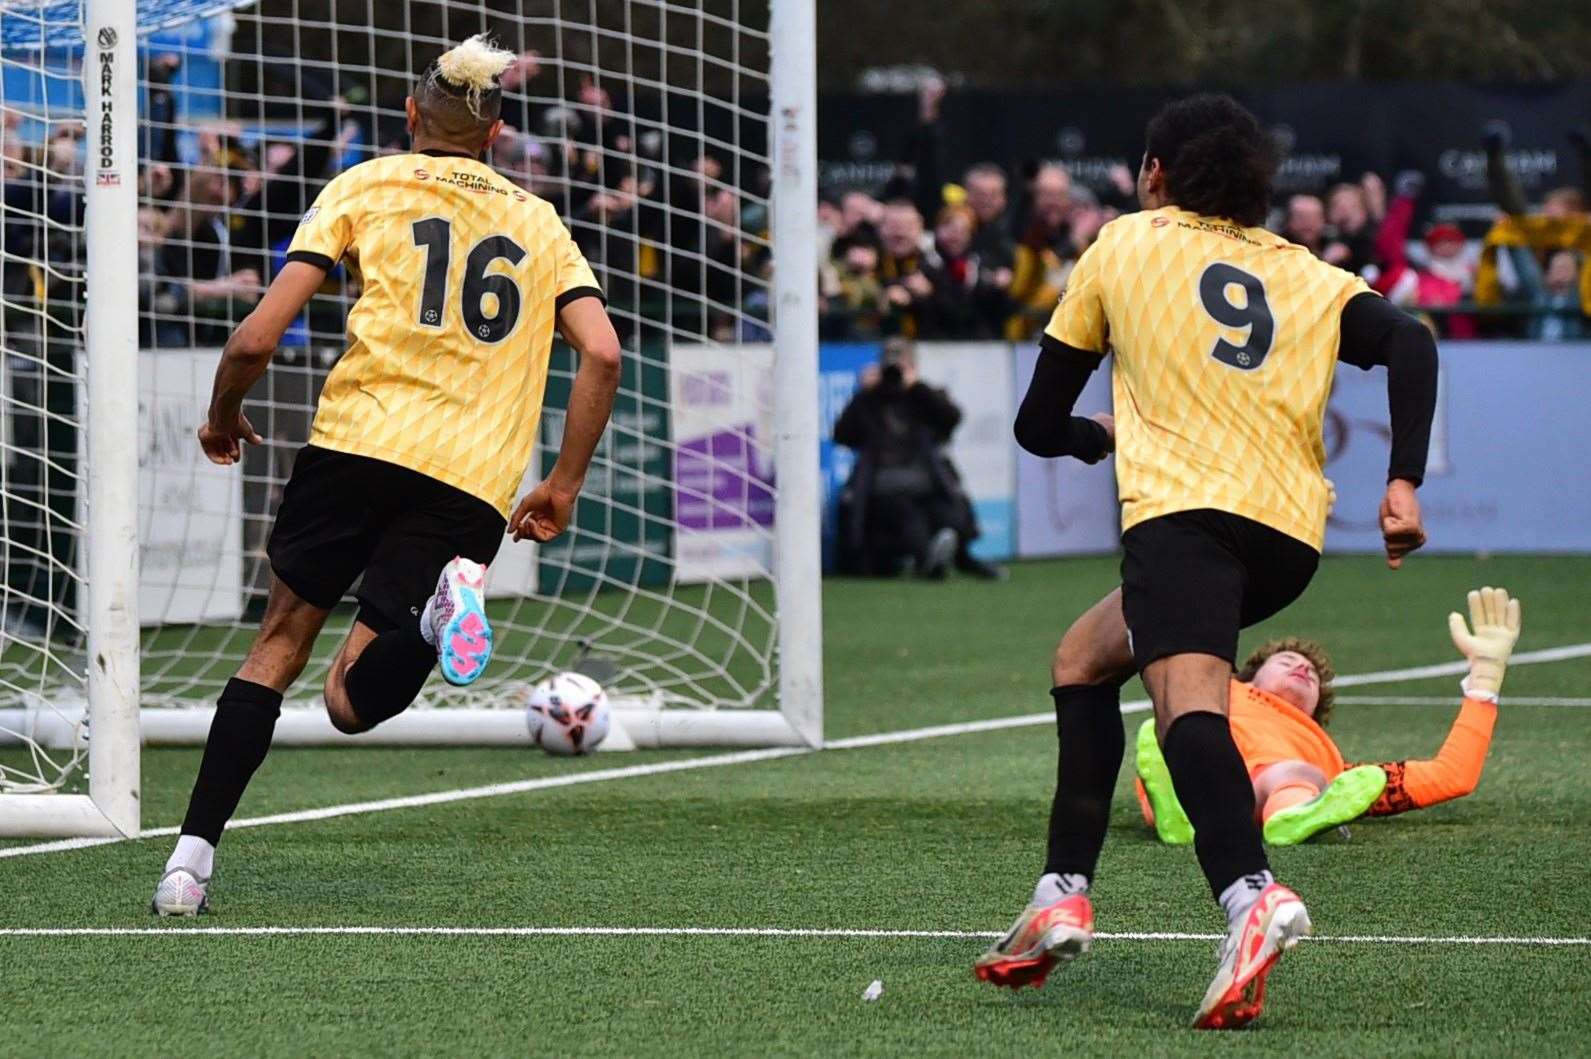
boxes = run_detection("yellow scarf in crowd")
[1473,214,1591,315]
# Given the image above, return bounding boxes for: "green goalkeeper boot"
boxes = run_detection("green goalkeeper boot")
[1262,765,1388,846]
[1135,718,1195,846]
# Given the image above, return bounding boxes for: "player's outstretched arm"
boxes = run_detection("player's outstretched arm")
[198,261,327,465]
[509,296,621,542]
[1337,292,1438,568]
[1361,587,1521,816]
[1012,337,1112,463]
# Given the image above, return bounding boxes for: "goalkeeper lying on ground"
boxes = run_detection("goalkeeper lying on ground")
[1136,587,1522,846]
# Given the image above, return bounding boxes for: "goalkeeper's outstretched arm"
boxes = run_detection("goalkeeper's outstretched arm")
[1362,587,1522,816]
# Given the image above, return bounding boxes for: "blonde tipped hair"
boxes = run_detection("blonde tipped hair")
[433,34,515,120]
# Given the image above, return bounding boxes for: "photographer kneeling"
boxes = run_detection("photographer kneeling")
[833,339,1002,580]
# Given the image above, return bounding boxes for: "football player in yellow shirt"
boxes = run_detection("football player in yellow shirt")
[973,95,1439,1029]
[154,36,620,915]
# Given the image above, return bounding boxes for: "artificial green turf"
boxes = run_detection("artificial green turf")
[2,554,1589,1056]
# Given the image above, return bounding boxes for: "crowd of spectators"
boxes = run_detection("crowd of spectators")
[486,49,773,343]
[816,84,1137,343]
[4,60,1587,358]
[0,47,776,364]
[816,82,1591,343]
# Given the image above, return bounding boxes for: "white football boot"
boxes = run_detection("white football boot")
[151,867,209,916]
[423,556,494,686]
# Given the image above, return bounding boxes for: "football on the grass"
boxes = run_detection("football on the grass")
[524,672,611,755]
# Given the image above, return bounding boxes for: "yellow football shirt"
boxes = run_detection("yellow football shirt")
[1044,206,1372,550]
[285,150,603,516]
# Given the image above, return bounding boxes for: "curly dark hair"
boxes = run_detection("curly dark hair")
[1144,94,1276,228]
[1235,637,1337,727]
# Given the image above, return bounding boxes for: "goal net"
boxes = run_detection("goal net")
[0,0,820,836]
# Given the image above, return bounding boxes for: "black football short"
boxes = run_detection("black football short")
[1119,508,1319,671]
[266,445,506,632]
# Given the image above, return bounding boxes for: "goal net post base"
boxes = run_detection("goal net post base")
[0,703,808,752]
[147,706,809,750]
[0,795,132,839]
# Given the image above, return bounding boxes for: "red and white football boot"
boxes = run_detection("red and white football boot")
[973,892,1094,990]
[1192,882,1312,1029]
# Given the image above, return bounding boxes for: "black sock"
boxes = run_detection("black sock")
[1043,684,1126,880]
[344,623,436,729]
[179,678,283,845]
[1161,711,1270,899]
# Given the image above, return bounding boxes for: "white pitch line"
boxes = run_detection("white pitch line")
[825,712,1056,749]
[1337,695,1591,707]
[0,925,1584,946]
[827,639,1591,747]
[1332,642,1591,687]
[3,640,1587,861]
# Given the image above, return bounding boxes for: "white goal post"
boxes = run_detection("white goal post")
[0,0,820,837]
[0,0,140,837]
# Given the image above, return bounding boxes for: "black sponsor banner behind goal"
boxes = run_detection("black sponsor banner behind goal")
[817,80,1591,227]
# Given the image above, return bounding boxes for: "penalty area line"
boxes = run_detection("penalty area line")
[3,640,1587,861]
[0,925,1585,946]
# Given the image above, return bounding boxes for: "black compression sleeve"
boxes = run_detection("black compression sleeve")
[1338,292,1439,485]
[1013,336,1110,462]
